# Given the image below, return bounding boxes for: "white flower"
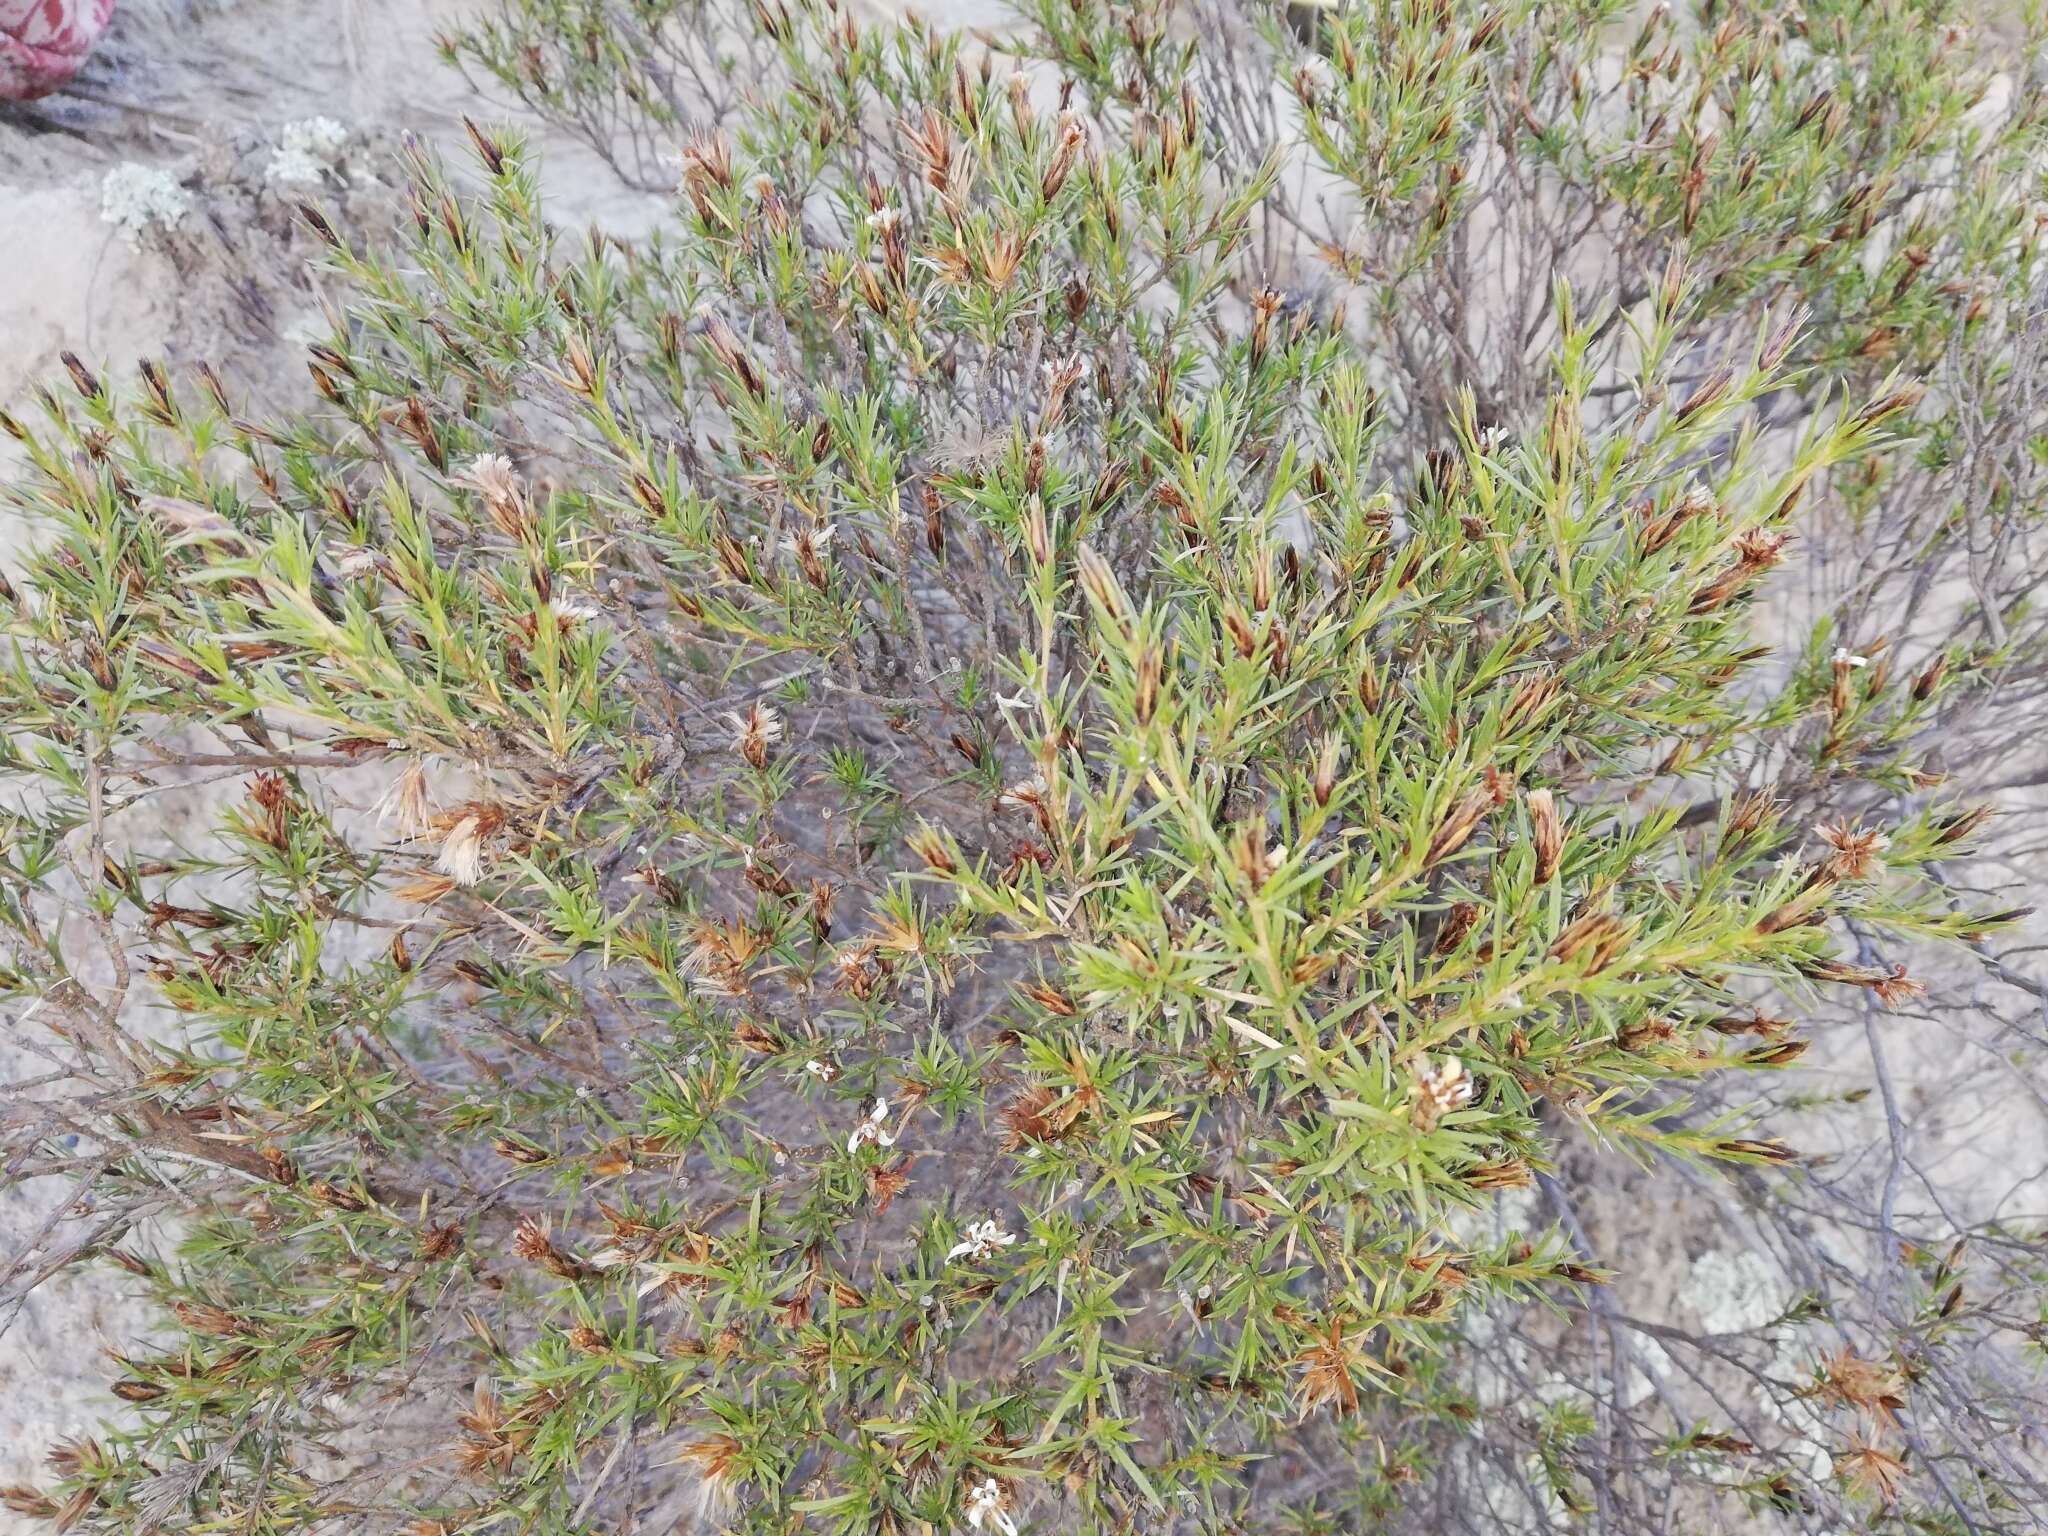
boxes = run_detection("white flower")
[100,164,193,249]
[963,1477,1018,1536]
[1417,1055,1475,1111]
[780,523,836,557]
[726,702,786,768]
[268,117,350,186]
[947,1218,1017,1264]
[1410,1054,1476,1129]
[464,452,516,484]
[846,1098,895,1154]
[335,545,381,578]
[457,453,531,537]
[677,926,731,981]
[435,812,489,886]
[1832,646,1869,668]
[996,774,1049,815]
[373,759,437,841]
[588,1246,675,1300]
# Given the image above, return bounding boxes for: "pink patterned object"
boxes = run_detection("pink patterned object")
[0,0,114,101]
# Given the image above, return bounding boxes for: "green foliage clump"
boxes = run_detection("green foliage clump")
[3,1,2046,1534]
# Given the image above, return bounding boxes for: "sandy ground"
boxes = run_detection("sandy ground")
[0,0,664,438]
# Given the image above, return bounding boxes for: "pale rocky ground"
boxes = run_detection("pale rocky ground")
[3,0,2045,1526]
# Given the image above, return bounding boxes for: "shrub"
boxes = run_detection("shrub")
[3,1,2045,1533]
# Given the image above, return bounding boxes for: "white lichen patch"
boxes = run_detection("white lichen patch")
[1616,1331,1674,1407]
[99,164,193,248]
[280,309,335,349]
[1761,1329,1837,1480]
[1445,1183,1544,1247]
[1471,1452,1572,1531]
[1533,1371,1591,1408]
[1679,1248,1790,1334]
[267,117,350,186]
